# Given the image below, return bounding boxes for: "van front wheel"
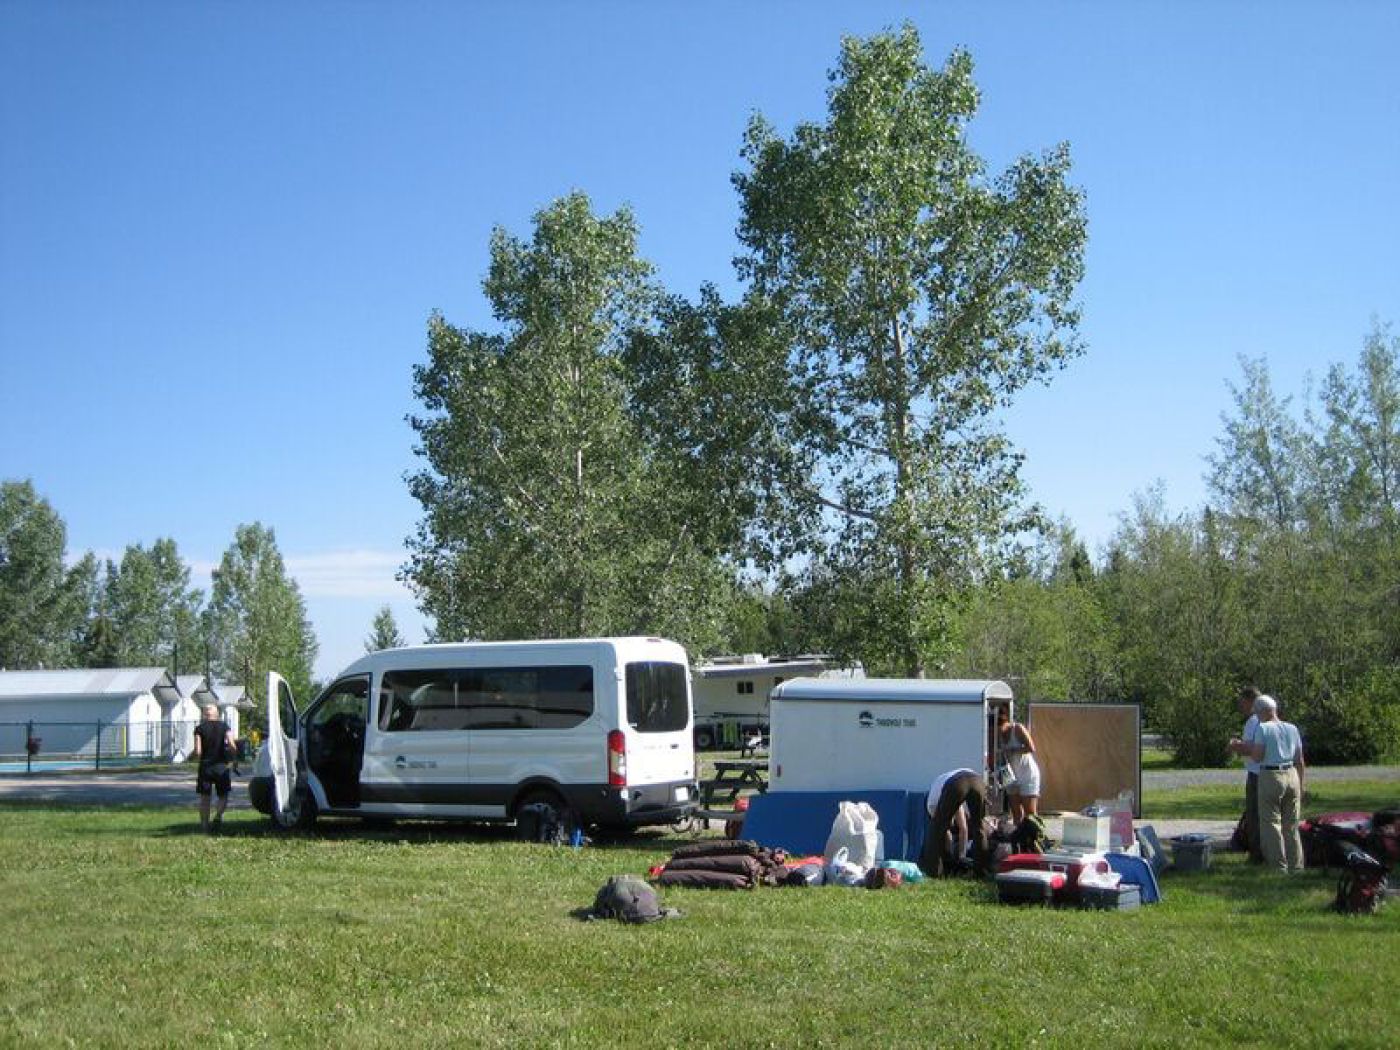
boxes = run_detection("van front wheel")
[278,785,318,831]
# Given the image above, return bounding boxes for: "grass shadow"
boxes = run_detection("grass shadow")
[1157,851,1347,914]
[150,813,703,852]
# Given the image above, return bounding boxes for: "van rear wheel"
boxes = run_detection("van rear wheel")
[515,789,572,843]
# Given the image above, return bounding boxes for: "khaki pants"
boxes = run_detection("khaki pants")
[1257,767,1302,873]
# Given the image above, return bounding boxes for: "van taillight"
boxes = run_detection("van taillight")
[607,730,627,787]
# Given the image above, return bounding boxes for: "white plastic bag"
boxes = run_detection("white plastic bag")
[824,846,867,887]
[823,800,884,869]
[1076,868,1122,891]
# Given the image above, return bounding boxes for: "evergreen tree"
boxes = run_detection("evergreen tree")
[365,605,406,652]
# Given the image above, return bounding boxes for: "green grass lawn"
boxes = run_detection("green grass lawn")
[1144,778,1399,821]
[2,794,1397,1049]
[1140,745,1178,771]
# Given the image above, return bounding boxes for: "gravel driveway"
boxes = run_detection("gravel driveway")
[0,769,255,808]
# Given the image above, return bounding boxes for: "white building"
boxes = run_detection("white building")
[0,668,179,762]
[210,682,246,738]
[172,674,215,756]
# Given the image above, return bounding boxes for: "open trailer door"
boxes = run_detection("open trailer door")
[265,671,302,828]
[1026,702,1141,817]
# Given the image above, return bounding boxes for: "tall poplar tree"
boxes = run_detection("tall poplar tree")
[105,538,204,670]
[0,480,91,668]
[206,523,317,706]
[405,193,733,649]
[734,27,1088,675]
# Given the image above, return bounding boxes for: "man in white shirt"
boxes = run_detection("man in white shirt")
[1245,695,1306,874]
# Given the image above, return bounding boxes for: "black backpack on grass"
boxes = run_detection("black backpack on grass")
[516,802,566,845]
[1334,841,1388,916]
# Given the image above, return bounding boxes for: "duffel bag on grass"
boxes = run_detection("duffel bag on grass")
[656,868,756,890]
[1301,812,1371,869]
[662,854,764,880]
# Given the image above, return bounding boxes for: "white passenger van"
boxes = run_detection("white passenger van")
[249,637,698,833]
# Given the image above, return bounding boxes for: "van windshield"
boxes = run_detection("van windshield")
[625,661,689,733]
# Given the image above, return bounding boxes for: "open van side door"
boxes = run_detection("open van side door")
[266,671,301,827]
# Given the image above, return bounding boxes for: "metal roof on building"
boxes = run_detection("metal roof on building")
[0,668,178,702]
[176,675,216,706]
[212,683,249,708]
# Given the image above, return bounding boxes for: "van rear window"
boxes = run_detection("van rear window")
[625,662,689,733]
[379,665,594,731]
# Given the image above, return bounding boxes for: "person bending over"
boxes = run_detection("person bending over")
[920,767,990,878]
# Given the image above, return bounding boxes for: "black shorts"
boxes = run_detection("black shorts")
[196,764,232,798]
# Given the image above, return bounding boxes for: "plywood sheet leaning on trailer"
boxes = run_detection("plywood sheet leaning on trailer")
[1026,703,1140,817]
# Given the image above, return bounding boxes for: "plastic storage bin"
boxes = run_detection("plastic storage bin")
[1063,815,1112,851]
[996,869,1065,905]
[1170,834,1213,872]
[1080,884,1141,910]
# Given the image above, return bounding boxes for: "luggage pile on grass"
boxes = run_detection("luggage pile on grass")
[1300,807,1399,915]
[652,839,789,890]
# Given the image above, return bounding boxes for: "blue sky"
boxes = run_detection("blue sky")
[3,2,1398,680]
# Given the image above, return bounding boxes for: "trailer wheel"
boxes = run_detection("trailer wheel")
[694,727,715,751]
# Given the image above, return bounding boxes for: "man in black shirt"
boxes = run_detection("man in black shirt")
[193,704,236,833]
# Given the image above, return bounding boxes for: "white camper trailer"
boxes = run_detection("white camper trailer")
[690,654,840,750]
[768,677,1015,796]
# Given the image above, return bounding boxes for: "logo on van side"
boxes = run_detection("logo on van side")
[857,710,916,729]
[394,755,438,770]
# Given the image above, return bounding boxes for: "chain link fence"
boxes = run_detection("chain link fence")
[0,719,202,771]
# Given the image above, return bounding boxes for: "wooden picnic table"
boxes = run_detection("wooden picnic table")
[699,758,768,808]
[669,759,771,834]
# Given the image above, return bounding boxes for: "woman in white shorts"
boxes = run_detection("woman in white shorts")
[997,707,1041,823]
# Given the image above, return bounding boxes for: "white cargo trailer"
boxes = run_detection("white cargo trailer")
[767,677,1015,796]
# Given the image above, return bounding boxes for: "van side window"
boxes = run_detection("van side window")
[625,661,689,733]
[379,665,594,731]
[379,670,456,731]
